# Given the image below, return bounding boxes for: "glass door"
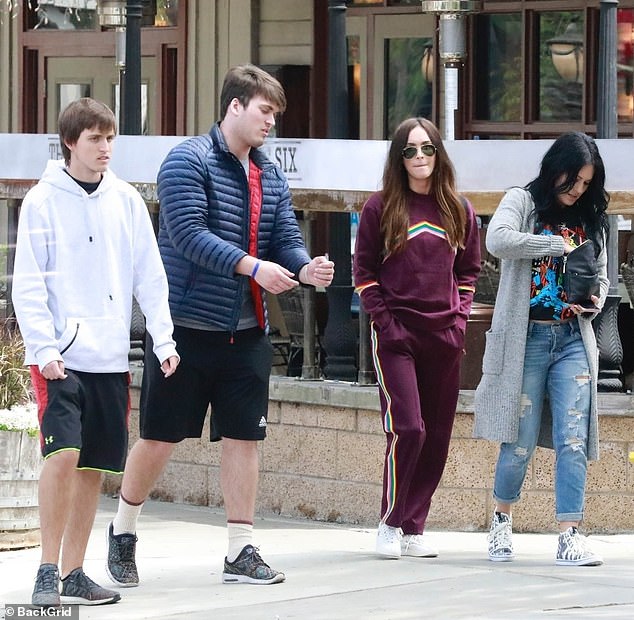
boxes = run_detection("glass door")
[46,56,157,134]
[369,13,435,139]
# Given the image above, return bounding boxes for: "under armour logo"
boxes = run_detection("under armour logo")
[258,416,267,428]
[44,435,54,445]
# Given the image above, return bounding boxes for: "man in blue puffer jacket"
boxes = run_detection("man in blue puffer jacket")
[107,64,334,587]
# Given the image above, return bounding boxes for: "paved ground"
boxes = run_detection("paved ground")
[2,497,634,619]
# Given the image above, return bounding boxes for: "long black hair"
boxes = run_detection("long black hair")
[525,132,610,252]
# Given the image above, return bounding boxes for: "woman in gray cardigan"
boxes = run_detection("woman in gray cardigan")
[474,132,610,567]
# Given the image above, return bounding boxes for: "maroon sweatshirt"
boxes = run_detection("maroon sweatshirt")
[353,191,481,334]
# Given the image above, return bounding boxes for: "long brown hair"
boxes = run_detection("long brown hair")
[380,117,466,256]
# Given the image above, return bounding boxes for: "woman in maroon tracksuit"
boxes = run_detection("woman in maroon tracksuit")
[353,117,481,559]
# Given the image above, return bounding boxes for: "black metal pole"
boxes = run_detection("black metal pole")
[595,0,623,392]
[597,1,618,141]
[301,213,319,380]
[322,0,358,381]
[327,0,348,140]
[122,0,143,135]
[357,307,376,384]
[597,0,619,295]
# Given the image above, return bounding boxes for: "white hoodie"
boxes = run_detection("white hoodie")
[12,159,178,373]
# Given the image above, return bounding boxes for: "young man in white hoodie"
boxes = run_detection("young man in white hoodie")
[12,98,179,608]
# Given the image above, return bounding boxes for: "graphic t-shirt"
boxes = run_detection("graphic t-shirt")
[529,222,587,322]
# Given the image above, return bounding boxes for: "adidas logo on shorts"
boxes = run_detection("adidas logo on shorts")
[258,416,267,428]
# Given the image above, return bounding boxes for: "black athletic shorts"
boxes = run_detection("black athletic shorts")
[140,325,273,443]
[30,366,130,474]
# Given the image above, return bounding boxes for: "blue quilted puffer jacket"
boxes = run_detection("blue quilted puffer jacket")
[156,123,310,332]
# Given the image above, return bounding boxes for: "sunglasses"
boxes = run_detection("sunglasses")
[402,144,437,159]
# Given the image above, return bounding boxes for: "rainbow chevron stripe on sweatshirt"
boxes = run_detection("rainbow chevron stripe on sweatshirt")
[353,191,481,335]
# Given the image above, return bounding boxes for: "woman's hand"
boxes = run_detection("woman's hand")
[570,295,601,315]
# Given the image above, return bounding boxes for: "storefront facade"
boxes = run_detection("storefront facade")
[1,1,633,141]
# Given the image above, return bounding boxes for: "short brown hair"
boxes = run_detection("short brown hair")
[219,64,287,119]
[58,98,116,165]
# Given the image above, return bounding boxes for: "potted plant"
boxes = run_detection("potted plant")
[0,319,41,550]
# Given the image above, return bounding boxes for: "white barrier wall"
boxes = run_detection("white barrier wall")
[1,134,634,193]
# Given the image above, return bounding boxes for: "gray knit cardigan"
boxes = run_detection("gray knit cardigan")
[473,187,609,461]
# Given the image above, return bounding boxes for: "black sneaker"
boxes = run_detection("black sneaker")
[222,545,285,585]
[60,568,121,605]
[32,563,60,608]
[106,522,139,587]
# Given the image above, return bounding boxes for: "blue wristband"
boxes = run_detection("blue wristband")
[251,261,261,278]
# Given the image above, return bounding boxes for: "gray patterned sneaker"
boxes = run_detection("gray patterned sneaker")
[106,522,139,587]
[487,511,514,562]
[222,545,285,584]
[556,526,603,566]
[32,563,60,608]
[60,568,121,605]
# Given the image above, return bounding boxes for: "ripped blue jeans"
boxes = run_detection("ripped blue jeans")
[493,318,591,522]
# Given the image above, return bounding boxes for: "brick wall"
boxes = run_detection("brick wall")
[104,376,634,534]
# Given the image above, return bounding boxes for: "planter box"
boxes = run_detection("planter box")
[0,429,42,550]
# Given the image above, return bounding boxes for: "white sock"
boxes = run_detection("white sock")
[112,495,144,536]
[226,522,253,562]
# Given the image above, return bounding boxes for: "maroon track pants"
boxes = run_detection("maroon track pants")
[371,321,464,534]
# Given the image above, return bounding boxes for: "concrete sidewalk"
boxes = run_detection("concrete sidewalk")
[2,497,634,619]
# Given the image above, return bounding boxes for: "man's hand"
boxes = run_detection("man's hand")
[252,260,300,294]
[161,355,180,378]
[299,256,335,287]
[41,360,67,380]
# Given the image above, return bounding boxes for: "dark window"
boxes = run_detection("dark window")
[384,37,433,138]
[26,1,97,31]
[539,11,583,123]
[474,13,522,122]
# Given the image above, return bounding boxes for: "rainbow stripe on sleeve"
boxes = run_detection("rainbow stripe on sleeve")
[355,280,379,296]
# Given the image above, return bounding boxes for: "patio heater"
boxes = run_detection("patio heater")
[97,0,126,129]
[97,0,154,135]
[97,0,154,358]
[420,1,482,140]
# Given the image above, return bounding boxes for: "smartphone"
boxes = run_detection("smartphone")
[567,301,600,313]
[578,303,600,313]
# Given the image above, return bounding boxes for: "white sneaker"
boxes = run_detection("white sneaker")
[556,526,603,566]
[376,523,401,559]
[487,511,514,562]
[401,534,438,558]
